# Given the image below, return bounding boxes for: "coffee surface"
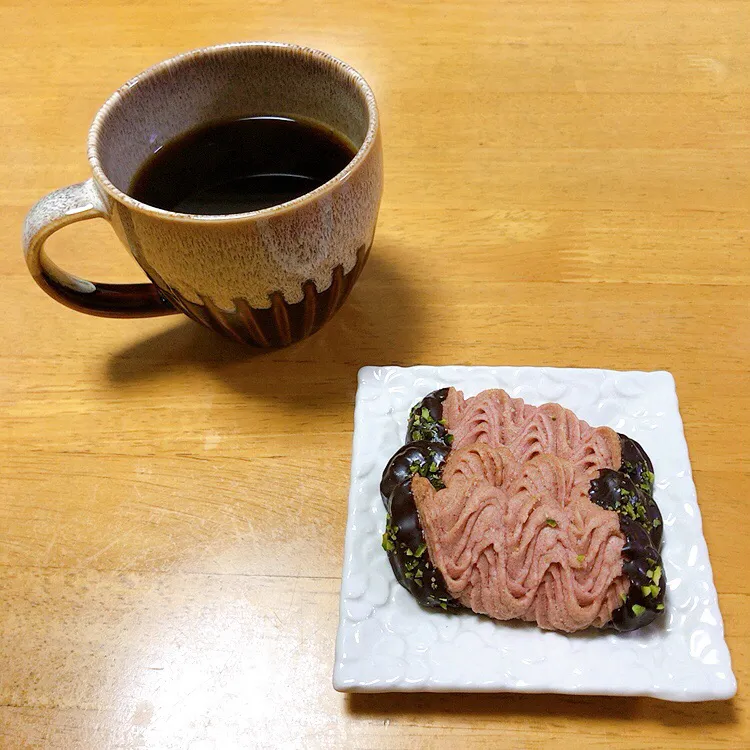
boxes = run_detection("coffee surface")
[129,115,356,214]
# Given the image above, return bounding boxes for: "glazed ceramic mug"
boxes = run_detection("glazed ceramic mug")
[22,42,382,347]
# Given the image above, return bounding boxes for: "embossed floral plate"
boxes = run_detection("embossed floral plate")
[333,366,736,701]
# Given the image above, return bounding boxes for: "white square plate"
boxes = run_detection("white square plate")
[333,366,736,701]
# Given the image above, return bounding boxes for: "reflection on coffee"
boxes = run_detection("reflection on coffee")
[129,115,357,215]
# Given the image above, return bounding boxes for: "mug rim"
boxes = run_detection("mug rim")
[87,41,380,224]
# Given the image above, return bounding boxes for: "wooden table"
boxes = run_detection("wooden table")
[2,1,748,747]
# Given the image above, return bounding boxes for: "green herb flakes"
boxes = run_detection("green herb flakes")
[631,604,646,617]
[546,518,558,528]
[381,516,399,553]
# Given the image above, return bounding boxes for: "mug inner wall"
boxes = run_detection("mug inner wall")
[94,45,371,198]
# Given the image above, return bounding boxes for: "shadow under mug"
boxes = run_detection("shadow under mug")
[22,42,383,348]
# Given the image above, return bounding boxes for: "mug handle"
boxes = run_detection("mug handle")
[22,178,177,317]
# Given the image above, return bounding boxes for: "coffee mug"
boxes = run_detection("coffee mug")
[22,42,383,347]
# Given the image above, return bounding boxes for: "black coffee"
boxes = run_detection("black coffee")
[129,115,357,214]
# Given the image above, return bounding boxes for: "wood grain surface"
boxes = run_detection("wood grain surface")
[2,0,749,747]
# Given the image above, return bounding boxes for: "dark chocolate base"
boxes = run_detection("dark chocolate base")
[380,388,462,611]
[589,434,666,631]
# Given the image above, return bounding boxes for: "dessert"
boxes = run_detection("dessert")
[381,388,665,633]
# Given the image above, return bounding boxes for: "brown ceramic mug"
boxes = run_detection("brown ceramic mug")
[22,42,382,347]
